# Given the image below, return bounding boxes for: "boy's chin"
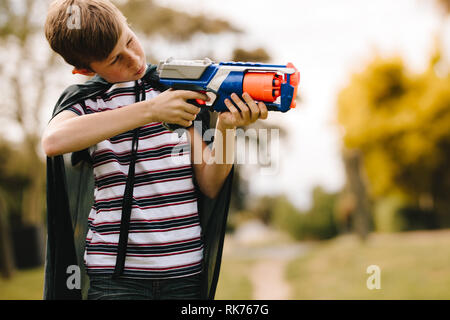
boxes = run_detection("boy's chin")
[104,74,143,83]
[118,68,148,82]
[101,65,147,83]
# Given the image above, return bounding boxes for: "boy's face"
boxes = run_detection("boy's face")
[87,25,147,83]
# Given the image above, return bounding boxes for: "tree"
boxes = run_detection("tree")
[116,0,240,41]
[0,139,34,276]
[436,0,450,13]
[0,0,56,229]
[0,191,14,278]
[264,188,338,241]
[336,0,450,231]
[340,149,372,240]
[337,52,450,227]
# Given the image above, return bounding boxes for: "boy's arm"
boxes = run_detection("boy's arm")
[42,90,207,157]
[189,92,268,199]
[188,118,235,199]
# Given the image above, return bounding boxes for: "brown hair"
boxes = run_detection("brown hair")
[45,0,127,70]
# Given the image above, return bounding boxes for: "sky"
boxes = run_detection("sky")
[154,0,449,210]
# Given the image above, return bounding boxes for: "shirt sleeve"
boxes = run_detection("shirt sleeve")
[65,103,86,116]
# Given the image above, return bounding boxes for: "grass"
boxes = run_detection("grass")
[0,266,44,300]
[215,257,254,300]
[4,230,450,300]
[0,263,252,300]
[0,261,252,300]
[286,230,450,299]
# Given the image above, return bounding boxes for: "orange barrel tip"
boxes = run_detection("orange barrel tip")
[287,62,300,108]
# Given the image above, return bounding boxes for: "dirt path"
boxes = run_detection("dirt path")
[250,259,291,300]
[226,221,310,300]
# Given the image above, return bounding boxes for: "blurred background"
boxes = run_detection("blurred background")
[1,0,450,299]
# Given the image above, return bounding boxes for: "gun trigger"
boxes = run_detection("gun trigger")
[195,99,206,105]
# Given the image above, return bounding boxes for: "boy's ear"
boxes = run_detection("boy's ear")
[72,68,96,76]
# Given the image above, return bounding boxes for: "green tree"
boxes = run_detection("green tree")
[248,189,339,241]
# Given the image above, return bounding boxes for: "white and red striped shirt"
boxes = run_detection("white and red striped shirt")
[67,79,203,279]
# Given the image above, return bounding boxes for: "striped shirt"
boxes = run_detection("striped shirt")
[66,79,203,279]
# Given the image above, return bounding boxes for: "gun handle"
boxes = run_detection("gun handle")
[162,122,185,133]
[162,99,203,134]
[265,102,283,112]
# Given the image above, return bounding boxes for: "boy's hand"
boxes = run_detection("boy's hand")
[147,89,208,127]
[220,92,268,129]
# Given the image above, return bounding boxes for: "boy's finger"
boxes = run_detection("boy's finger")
[181,120,193,127]
[177,90,209,102]
[175,118,193,127]
[224,98,241,123]
[259,102,268,119]
[231,93,250,123]
[181,111,198,122]
[183,102,202,115]
[242,92,260,122]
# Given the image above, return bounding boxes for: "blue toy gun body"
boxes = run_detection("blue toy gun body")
[157,58,300,113]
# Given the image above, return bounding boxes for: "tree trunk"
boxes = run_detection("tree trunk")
[20,135,45,227]
[0,193,15,278]
[343,149,372,241]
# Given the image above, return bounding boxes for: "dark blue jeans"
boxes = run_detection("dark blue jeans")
[87,272,202,300]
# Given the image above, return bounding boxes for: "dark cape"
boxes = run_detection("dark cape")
[43,64,234,300]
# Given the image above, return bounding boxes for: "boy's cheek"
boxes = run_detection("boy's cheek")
[102,68,129,83]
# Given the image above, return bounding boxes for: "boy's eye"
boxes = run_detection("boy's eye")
[110,38,133,65]
[112,56,120,64]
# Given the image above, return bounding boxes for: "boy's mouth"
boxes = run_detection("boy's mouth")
[135,65,146,76]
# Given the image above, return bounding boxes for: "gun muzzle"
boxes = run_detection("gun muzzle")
[242,62,299,109]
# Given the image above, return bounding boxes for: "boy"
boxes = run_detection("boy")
[42,0,268,300]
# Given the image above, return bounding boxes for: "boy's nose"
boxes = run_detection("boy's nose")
[124,50,140,68]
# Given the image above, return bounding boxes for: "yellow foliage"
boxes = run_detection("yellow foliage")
[337,54,450,200]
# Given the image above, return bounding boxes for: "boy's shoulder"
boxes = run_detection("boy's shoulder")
[52,75,116,118]
[52,65,164,118]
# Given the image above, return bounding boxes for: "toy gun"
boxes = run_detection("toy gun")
[157,58,300,119]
